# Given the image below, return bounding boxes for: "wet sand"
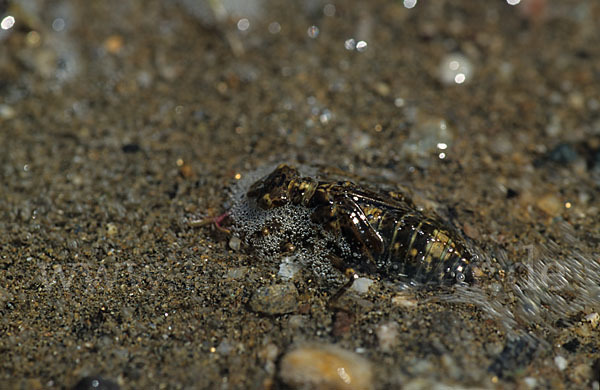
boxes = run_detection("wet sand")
[1,0,599,388]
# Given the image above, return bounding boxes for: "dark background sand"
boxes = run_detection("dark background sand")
[1,0,599,388]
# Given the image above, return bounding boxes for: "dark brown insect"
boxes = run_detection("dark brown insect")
[246,164,476,285]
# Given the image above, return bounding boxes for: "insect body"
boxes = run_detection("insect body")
[246,164,476,285]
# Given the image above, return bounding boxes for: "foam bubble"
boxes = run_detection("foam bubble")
[228,164,349,285]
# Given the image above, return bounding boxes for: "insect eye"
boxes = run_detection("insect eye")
[455,272,465,283]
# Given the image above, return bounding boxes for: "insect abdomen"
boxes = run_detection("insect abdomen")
[368,208,472,284]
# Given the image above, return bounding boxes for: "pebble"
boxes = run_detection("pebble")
[249,283,299,315]
[216,339,233,355]
[375,321,399,352]
[279,344,373,390]
[0,104,16,120]
[585,312,599,328]
[228,236,241,251]
[523,377,537,389]
[374,82,391,97]
[536,193,563,216]
[554,355,568,371]
[546,143,578,164]
[106,223,118,237]
[350,277,374,294]
[226,266,248,279]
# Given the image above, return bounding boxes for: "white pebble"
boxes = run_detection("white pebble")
[228,236,241,251]
[0,104,15,119]
[554,355,568,371]
[375,322,399,352]
[523,377,537,388]
[585,312,599,328]
[350,277,374,294]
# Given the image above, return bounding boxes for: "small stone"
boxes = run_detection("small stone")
[216,339,233,355]
[585,312,599,328]
[375,321,399,352]
[554,355,568,371]
[279,344,373,390]
[226,266,247,279]
[103,35,124,54]
[228,236,241,251]
[546,143,578,164]
[536,194,562,216]
[106,223,118,236]
[374,82,391,96]
[350,277,374,294]
[523,377,537,389]
[0,104,16,120]
[250,283,299,315]
[568,92,585,110]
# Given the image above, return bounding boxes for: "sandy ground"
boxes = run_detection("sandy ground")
[1,0,600,388]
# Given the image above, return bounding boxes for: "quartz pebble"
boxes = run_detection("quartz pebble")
[554,355,568,371]
[279,344,373,390]
[350,277,374,294]
[228,235,241,251]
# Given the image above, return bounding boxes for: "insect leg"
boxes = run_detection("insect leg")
[327,267,359,310]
